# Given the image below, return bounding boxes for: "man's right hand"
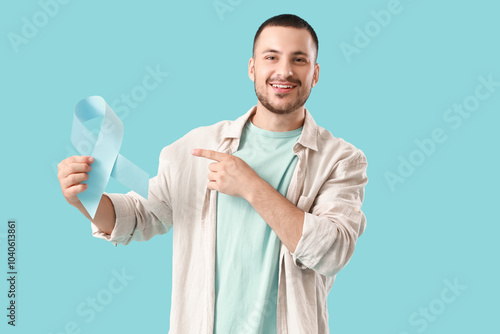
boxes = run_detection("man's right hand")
[57,155,94,207]
[57,155,116,234]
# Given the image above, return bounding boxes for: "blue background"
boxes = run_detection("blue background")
[1,0,499,333]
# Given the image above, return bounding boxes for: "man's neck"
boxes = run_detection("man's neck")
[251,102,305,132]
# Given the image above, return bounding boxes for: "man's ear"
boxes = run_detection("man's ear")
[248,57,255,82]
[311,63,320,88]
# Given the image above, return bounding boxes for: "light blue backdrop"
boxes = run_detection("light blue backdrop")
[1,0,498,333]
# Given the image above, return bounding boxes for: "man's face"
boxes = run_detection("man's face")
[249,26,319,115]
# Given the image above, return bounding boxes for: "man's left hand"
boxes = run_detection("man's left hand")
[191,148,261,199]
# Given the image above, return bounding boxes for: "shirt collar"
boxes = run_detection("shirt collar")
[221,105,319,152]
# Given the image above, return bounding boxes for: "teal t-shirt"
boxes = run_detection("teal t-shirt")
[213,118,303,333]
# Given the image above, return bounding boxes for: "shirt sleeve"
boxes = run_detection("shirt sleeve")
[290,149,368,277]
[90,148,175,246]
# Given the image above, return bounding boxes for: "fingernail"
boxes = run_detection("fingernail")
[89,157,94,163]
[191,149,198,155]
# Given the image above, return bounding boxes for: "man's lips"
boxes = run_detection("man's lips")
[269,82,297,93]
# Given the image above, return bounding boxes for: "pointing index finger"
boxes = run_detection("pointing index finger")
[191,149,227,161]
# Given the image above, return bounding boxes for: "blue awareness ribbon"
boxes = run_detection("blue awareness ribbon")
[71,96,149,218]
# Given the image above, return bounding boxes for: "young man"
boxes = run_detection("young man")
[58,14,368,334]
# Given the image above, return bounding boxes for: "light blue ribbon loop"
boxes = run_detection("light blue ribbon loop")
[71,96,149,218]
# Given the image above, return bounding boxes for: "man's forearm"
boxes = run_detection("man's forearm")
[75,194,116,235]
[191,148,305,252]
[246,178,304,253]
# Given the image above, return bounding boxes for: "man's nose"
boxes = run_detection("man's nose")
[276,59,293,78]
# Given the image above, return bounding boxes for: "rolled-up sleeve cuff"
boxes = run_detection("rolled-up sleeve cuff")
[290,212,338,270]
[290,252,308,269]
[90,192,138,246]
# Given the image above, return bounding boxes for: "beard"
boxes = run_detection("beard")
[254,77,313,115]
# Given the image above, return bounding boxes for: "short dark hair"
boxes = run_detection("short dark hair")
[253,14,319,62]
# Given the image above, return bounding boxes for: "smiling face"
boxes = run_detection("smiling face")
[249,26,319,116]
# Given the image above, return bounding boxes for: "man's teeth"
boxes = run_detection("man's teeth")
[272,84,293,89]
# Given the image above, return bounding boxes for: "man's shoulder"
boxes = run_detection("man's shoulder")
[183,119,232,139]
[176,118,233,146]
[314,124,367,165]
[158,118,235,160]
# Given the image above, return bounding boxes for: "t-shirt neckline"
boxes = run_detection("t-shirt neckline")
[245,119,303,138]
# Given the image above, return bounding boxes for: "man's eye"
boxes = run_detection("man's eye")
[295,58,306,62]
[266,56,276,60]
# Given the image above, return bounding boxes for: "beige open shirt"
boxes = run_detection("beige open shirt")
[91,106,368,333]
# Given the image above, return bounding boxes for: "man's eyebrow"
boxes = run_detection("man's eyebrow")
[261,49,281,54]
[261,49,310,57]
